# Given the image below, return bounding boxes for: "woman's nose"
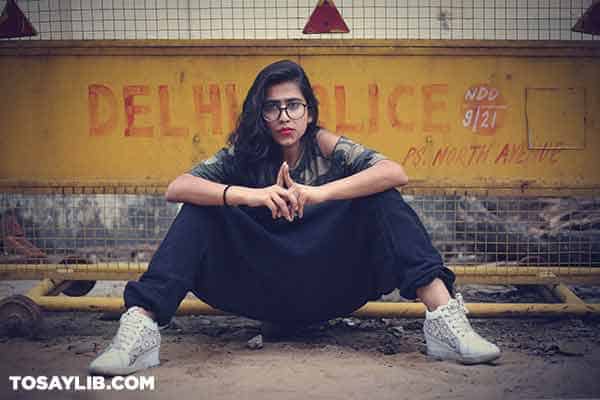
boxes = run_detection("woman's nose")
[279,109,290,121]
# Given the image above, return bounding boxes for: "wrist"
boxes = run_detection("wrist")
[320,184,333,202]
[225,185,250,206]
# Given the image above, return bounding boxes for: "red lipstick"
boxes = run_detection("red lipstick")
[278,128,294,136]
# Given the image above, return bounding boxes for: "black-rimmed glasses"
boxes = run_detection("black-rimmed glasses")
[261,101,308,122]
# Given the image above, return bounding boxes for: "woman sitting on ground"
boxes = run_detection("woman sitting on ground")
[90,59,500,376]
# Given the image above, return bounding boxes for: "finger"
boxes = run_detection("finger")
[283,163,295,188]
[276,163,285,187]
[271,192,292,221]
[274,185,298,209]
[266,198,278,219]
[285,189,299,212]
[297,192,307,219]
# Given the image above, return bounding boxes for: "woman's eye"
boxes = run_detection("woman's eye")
[288,102,302,111]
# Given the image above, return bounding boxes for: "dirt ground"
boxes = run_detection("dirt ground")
[1,282,600,400]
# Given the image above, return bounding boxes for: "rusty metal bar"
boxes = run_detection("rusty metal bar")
[3,264,600,284]
[0,263,146,282]
[1,39,600,58]
[547,283,587,305]
[1,183,598,197]
[25,278,61,298]
[353,301,600,318]
[25,295,600,318]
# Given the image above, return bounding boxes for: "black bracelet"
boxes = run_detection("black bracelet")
[223,185,233,207]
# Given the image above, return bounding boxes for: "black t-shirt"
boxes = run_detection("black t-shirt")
[188,132,387,186]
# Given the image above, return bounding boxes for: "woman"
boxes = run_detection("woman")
[90,60,500,376]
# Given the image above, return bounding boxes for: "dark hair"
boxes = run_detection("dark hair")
[227,59,320,187]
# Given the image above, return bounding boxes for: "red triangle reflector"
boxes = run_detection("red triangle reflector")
[572,0,600,35]
[0,0,37,39]
[303,0,349,34]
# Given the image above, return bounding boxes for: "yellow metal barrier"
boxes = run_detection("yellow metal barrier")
[1,40,599,195]
[1,40,599,336]
[25,296,600,319]
[2,264,600,285]
[16,277,600,319]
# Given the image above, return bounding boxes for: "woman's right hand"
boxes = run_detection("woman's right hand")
[243,185,298,221]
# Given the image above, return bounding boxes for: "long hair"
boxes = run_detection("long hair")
[227,60,320,187]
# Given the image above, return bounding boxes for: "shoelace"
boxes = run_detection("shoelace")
[455,293,469,315]
[442,293,472,338]
[110,311,146,352]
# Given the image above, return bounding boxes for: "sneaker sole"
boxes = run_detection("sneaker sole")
[426,335,501,365]
[89,347,160,376]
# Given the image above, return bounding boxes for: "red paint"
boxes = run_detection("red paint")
[193,84,222,135]
[367,84,379,134]
[387,85,415,132]
[158,85,189,137]
[494,143,528,164]
[423,84,449,133]
[123,85,153,137]
[549,148,561,164]
[461,84,507,136]
[84,82,519,141]
[313,84,330,128]
[302,0,349,34]
[537,143,563,164]
[224,83,239,133]
[494,142,563,165]
[0,0,36,38]
[471,144,492,164]
[494,144,511,164]
[403,144,495,169]
[432,146,473,167]
[88,84,117,136]
[512,144,528,164]
[402,146,427,167]
[335,85,363,134]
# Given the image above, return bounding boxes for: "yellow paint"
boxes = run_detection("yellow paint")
[547,283,587,304]
[0,41,599,194]
[23,295,600,317]
[4,264,600,284]
[526,87,586,149]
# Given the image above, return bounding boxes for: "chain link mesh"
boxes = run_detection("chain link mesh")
[3,0,598,41]
[1,193,599,269]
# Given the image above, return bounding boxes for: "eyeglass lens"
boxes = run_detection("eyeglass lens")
[263,102,306,121]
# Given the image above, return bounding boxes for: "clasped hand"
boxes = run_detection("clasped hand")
[248,162,324,221]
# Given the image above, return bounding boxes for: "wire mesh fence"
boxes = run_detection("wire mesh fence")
[2,2,599,276]
[5,0,599,41]
[0,193,178,265]
[1,192,599,268]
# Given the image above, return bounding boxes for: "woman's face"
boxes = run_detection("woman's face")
[263,81,312,149]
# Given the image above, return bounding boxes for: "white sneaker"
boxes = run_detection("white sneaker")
[89,307,161,376]
[424,293,501,364]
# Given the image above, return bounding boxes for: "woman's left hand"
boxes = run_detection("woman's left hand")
[280,162,327,219]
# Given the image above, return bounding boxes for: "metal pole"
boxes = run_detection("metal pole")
[3,264,600,284]
[28,295,600,318]
[547,283,587,305]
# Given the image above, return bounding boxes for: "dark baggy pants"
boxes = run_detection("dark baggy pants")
[124,189,455,326]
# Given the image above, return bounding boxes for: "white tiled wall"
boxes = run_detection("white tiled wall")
[8,0,600,40]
